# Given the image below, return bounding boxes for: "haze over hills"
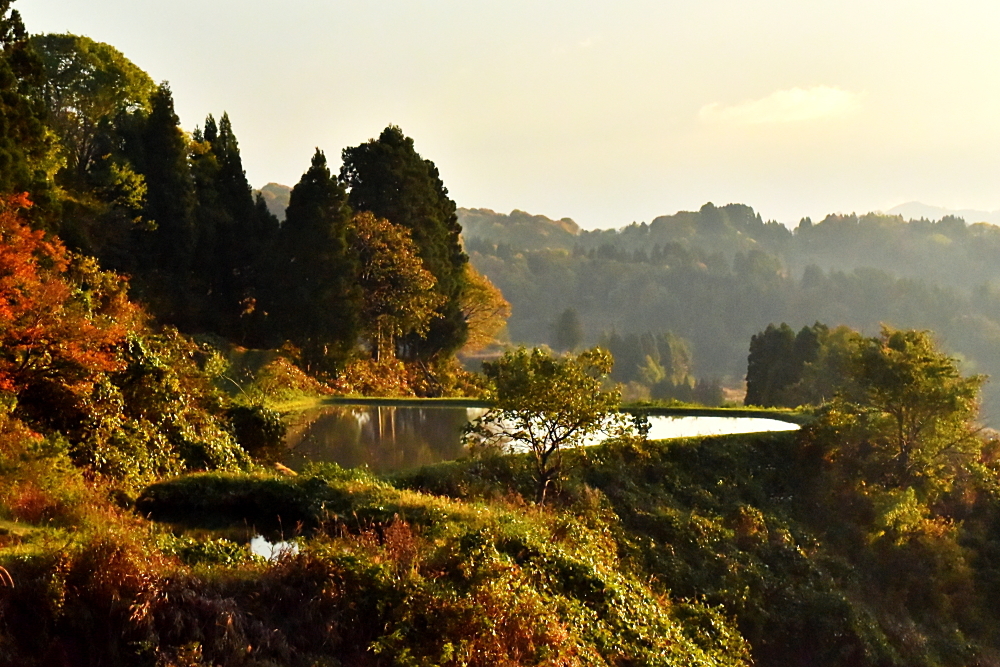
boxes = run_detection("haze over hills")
[259,187,1000,236]
[454,202,1000,422]
[458,208,581,251]
[256,183,292,221]
[260,190,1000,420]
[885,202,1000,225]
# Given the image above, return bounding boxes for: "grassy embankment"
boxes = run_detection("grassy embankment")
[282,394,810,421]
[4,417,999,666]
[0,433,755,666]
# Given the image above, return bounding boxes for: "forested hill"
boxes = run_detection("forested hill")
[459,207,581,251]
[460,204,1000,421]
[461,203,1000,290]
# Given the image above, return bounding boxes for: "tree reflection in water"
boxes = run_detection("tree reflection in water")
[283,405,798,474]
[284,405,486,473]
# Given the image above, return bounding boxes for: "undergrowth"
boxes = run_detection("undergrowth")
[1,460,749,667]
[4,427,1000,666]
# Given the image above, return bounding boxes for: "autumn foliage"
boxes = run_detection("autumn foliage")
[0,194,137,399]
[0,196,248,483]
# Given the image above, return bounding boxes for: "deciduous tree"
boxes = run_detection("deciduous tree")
[466,347,630,504]
[459,264,510,353]
[841,326,985,498]
[30,33,154,181]
[0,194,138,426]
[349,211,443,361]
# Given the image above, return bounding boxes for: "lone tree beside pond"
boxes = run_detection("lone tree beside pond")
[466,346,631,504]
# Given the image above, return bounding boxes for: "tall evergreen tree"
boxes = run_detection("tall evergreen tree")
[246,190,281,343]
[275,149,360,372]
[212,114,256,226]
[744,323,797,407]
[190,112,275,339]
[551,307,584,352]
[745,322,826,407]
[124,83,198,324]
[340,125,468,358]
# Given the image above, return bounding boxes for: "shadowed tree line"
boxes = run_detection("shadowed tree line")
[0,16,507,387]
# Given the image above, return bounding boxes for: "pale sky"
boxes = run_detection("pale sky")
[18,0,1000,228]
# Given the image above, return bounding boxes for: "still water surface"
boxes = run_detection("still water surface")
[284,404,798,474]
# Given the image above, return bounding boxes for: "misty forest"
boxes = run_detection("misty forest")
[4,4,1000,667]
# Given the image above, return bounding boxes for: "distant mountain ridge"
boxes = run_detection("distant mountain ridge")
[458,208,581,250]
[267,188,1000,242]
[256,183,292,221]
[886,201,1000,225]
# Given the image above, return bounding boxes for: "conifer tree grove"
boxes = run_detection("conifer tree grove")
[275,149,360,372]
[122,83,197,323]
[191,112,278,340]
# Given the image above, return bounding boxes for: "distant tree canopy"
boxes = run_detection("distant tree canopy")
[745,322,863,408]
[30,33,155,182]
[465,200,1000,414]
[596,329,721,404]
[0,2,52,201]
[551,307,583,352]
[746,323,820,407]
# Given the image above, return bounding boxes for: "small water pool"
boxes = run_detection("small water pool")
[645,415,799,439]
[284,403,800,473]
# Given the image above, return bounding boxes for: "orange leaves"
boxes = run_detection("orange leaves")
[0,195,135,398]
[0,196,62,323]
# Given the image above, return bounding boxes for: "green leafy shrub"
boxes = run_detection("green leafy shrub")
[157,534,256,566]
[226,403,286,463]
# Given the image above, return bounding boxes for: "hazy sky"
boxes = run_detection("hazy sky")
[18,0,1000,228]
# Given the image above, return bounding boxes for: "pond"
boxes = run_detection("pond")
[283,403,800,474]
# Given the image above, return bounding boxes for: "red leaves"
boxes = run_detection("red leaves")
[0,195,136,398]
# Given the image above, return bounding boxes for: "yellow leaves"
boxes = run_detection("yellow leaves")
[460,265,510,353]
[867,487,928,545]
[349,212,445,359]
